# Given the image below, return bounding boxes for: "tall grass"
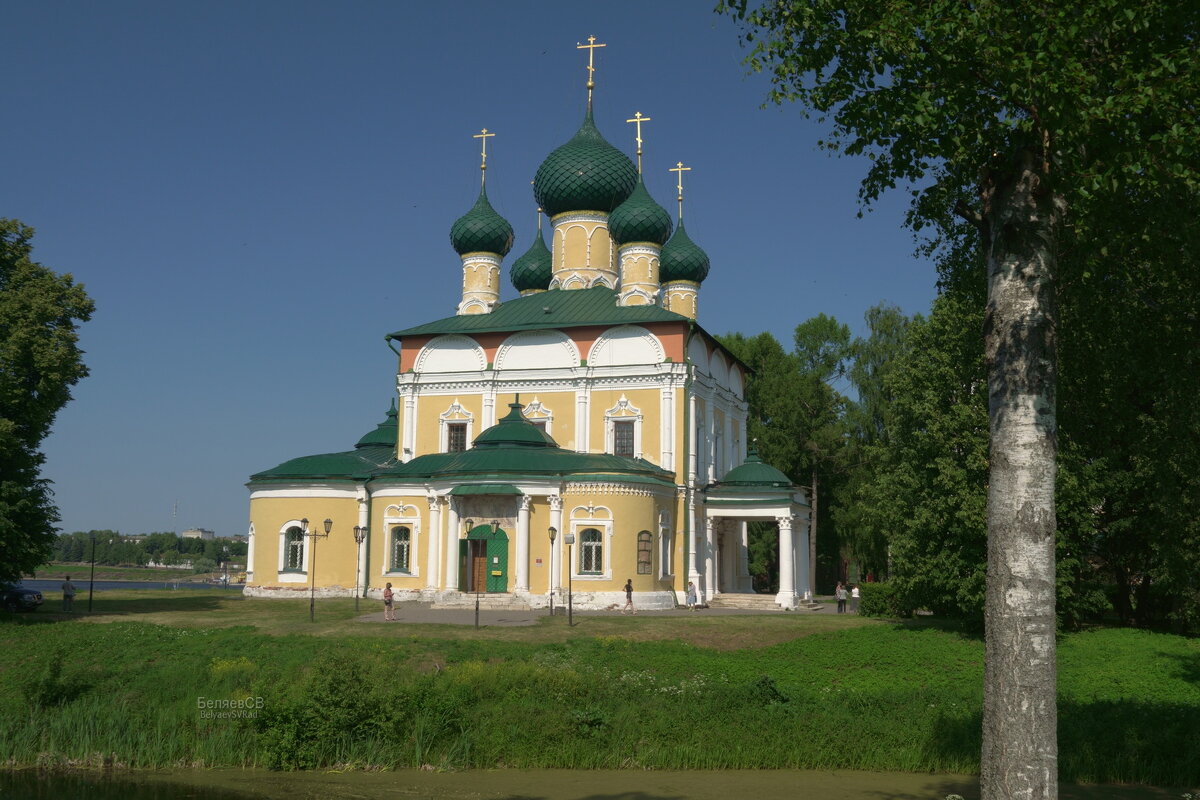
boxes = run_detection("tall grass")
[1,616,1196,785]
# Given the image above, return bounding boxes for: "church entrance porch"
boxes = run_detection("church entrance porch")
[458,523,508,593]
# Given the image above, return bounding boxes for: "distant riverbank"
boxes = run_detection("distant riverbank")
[34,563,209,582]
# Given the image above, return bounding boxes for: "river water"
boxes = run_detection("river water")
[19,579,241,593]
[0,768,1177,800]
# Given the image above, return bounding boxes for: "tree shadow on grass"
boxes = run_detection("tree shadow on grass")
[0,592,229,626]
[917,698,1200,789]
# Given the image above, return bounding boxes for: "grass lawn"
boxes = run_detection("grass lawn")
[2,591,1197,787]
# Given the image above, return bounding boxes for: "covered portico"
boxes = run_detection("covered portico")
[701,451,811,609]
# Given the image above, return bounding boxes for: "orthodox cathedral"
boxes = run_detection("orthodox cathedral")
[244,40,811,610]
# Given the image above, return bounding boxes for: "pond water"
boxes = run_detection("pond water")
[0,768,1177,800]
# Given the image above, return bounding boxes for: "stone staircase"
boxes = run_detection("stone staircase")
[707,593,827,612]
[430,592,532,611]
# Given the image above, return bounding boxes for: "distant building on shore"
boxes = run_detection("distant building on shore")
[181,528,215,540]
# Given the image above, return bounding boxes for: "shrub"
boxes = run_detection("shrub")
[858,582,910,618]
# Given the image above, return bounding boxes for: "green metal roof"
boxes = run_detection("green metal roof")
[609,175,672,246]
[660,220,711,283]
[533,107,637,216]
[448,483,522,496]
[355,401,399,448]
[450,187,514,257]
[473,402,561,448]
[249,445,395,482]
[387,286,689,340]
[509,227,552,292]
[710,450,794,489]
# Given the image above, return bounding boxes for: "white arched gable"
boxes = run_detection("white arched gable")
[495,330,580,371]
[588,325,665,368]
[415,335,486,373]
[687,337,710,374]
[710,350,730,386]
[728,364,745,398]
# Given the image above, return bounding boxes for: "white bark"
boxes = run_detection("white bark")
[980,148,1061,800]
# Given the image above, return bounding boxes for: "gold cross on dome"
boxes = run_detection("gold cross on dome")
[473,128,495,186]
[626,112,652,173]
[670,161,692,220]
[577,35,606,99]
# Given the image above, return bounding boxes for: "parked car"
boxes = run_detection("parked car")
[1,585,44,612]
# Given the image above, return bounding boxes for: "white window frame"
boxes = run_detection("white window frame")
[604,394,643,459]
[439,399,474,453]
[277,520,308,583]
[569,504,613,581]
[381,505,421,577]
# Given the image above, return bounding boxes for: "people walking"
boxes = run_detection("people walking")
[850,584,860,613]
[835,582,847,613]
[621,579,636,615]
[61,575,77,613]
[685,581,698,610]
[383,582,395,620]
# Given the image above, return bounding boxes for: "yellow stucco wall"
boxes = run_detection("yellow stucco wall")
[248,494,362,589]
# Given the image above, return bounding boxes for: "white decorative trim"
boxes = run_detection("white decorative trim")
[439,399,474,452]
[249,486,361,500]
[589,274,614,289]
[604,393,644,459]
[521,396,554,436]
[563,481,669,498]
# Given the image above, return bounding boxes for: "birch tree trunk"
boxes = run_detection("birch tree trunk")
[980,147,1061,800]
[810,468,818,596]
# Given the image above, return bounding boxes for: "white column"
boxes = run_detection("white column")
[550,495,563,598]
[703,516,718,599]
[516,495,531,591]
[483,388,497,428]
[687,499,702,602]
[426,495,442,590]
[245,523,256,582]
[445,499,460,590]
[402,390,418,462]
[723,410,734,476]
[738,520,751,591]
[575,387,589,452]
[660,385,674,471]
[775,514,797,608]
[796,511,811,601]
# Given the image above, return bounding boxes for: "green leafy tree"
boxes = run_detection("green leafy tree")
[719,1,1199,795]
[0,220,93,584]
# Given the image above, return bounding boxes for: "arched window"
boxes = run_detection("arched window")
[579,528,603,575]
[637,531,653,575]
[391,526,411,573]
[284,526,304,572]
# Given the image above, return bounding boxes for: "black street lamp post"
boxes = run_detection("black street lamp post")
[547,526,557,617]
[303,517,333,622]
[352,525,367,612]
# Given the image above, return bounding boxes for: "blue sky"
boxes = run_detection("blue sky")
[5,1,937,541]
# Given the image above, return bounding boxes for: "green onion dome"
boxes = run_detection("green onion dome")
[450,188,514,256]
[660,220,710,283]
[533,109,637,217]
[608,175,673,246]
[718,449,794,488]
[509,228,552,292]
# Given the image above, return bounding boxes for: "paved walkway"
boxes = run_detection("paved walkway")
[355,599,838,626]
